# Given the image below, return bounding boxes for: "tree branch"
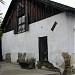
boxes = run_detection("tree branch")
[0,0,5,4]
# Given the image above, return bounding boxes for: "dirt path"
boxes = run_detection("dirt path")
[0,62,60,75]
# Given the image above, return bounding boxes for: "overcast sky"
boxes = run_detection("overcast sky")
[0,0,75,18]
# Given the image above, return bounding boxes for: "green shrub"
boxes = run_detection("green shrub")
[28,58,36,63]
[19,58,36,69]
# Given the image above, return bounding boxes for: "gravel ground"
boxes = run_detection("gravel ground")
[0,62,60,75]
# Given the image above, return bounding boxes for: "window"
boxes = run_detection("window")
[14,0,29,34]
[22,15,25,23]
[17,0,25,33]
[18,15,25,24]
[51,21,57,31]
[18,24,25,33]
[18,15,25,33]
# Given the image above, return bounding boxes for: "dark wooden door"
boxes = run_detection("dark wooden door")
[39,36,48,61]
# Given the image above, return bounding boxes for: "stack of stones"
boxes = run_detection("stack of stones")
[62,52,71,73]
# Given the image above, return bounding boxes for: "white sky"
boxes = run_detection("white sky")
[0,0,75,18]
[0,0,11,18]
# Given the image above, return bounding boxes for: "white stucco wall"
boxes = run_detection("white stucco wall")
[2,12,75,73]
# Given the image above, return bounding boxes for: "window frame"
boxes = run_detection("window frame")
[17,0,26,33]
[17,15,26,33]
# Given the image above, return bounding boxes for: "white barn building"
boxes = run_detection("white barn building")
[1,0,75,73]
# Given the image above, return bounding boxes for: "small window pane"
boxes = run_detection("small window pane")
[22,15,25,23]
[19,17,21,24]
[18,26,21,33]
[21,24,25,32]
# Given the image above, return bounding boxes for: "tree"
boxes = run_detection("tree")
[0,0,4,24]
[0,0,4,38]
[0,13,3,25]
[0,0,4,4]
[0,0,4,61]
[0,0,4,23]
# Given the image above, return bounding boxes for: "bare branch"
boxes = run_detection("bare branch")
[0,13,3,15]
[0,0,5,4]
[0,17,3,19]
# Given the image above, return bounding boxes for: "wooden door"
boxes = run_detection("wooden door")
[39,36,48,61]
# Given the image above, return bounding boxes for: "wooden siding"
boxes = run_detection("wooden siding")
[4,0,63,33]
